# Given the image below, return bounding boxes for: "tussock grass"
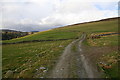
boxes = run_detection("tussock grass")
[97,51,119,78]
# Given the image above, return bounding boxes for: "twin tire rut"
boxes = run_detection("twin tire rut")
[48,34,100,78]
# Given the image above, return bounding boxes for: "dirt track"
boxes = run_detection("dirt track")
[48,34,101,78]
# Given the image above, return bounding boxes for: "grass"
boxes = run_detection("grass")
[87,34,119,46]
[97,51,119,78]
[72,44,77,52]
[83,33,119,78]
[2,40,72,78]
[58,19,118,33]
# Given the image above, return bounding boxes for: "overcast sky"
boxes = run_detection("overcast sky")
[0,0,119,32]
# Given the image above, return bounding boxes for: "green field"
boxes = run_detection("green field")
[87,34,119,46]
[2,40,72,78]
[2,18,119,78]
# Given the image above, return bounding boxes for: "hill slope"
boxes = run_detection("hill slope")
[3,17,118,43]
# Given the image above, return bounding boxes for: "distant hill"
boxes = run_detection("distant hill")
[0,29,40,40]
[1,29,28,40]
[31,31,39,32]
